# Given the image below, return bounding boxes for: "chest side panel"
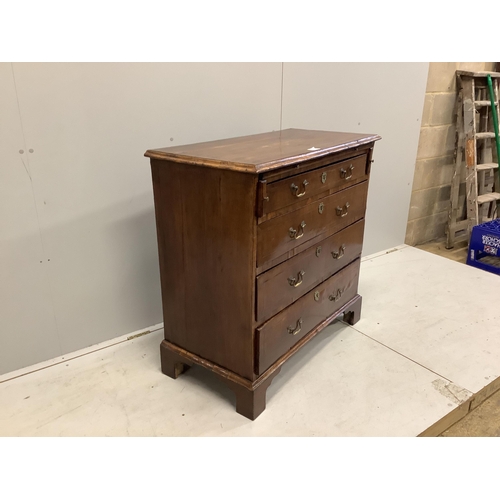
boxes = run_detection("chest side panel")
[151,160,257,380]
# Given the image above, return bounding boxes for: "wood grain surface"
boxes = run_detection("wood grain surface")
[257,182,368,267]
[145,128,380,173]
[263,153,368,215]
[257,259,361,374]
[256,220,365,323]
[151,160,257,379]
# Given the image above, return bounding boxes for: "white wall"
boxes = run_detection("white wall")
[0,62,283,374]
[0,64,61,372]
[0,62,428,375]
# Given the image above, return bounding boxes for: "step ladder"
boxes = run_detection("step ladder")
[446,70,500,249]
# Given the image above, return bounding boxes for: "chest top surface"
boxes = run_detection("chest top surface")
[145,128,381,174]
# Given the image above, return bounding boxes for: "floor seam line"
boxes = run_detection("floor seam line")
[348,324,458,386]
[361,245,407,262]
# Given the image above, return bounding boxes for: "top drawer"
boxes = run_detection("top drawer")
[262,154,368,216]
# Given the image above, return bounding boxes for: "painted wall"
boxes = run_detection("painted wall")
[0,62,428,375]
[282,63,429,256]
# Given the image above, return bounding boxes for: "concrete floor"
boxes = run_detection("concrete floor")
[416,239,468,264]
[416,238,500,437]
[1,245,499,436]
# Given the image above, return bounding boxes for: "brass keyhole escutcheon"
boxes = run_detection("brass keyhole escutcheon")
[314,291,320,302]
[318,202,325,214]
[315,246,322,257]
[321,172,327,184]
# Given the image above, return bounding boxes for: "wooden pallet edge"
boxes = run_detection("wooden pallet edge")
[418,376,500,437]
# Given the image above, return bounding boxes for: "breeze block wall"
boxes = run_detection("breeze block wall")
[405,62,496,246]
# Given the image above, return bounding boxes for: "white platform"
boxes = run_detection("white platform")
[1,245,499,436]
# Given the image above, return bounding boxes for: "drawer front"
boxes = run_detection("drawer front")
[256,220,364,324]
[257,258,361,375]
[257,181,368,268]
[263,154,367,215]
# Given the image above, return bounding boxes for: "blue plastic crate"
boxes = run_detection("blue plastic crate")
[466,219,500,275]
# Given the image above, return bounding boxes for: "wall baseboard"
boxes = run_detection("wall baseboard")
[0,322,164,384]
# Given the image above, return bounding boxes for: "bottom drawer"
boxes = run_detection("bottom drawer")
[256,258,360,375]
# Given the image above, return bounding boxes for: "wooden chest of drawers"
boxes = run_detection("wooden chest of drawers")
[145,128,380,420]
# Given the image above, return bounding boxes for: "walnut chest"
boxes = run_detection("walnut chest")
[145,128,380,420]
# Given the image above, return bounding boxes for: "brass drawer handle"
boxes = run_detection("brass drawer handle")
[336,202,350,217]
[329,289,343,302]
[290,179,309,198]
[331,244,346,260]
[288,270,305,287]
[287,318,303,336]
[289,221,306,239]
[340,164,354,180]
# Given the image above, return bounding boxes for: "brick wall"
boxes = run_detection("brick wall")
[405,62,497,246]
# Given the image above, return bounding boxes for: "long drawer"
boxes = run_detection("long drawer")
[263,153,368,216]
[256,220,364,324]
[256,258,360,375]
[257,181,368,268]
